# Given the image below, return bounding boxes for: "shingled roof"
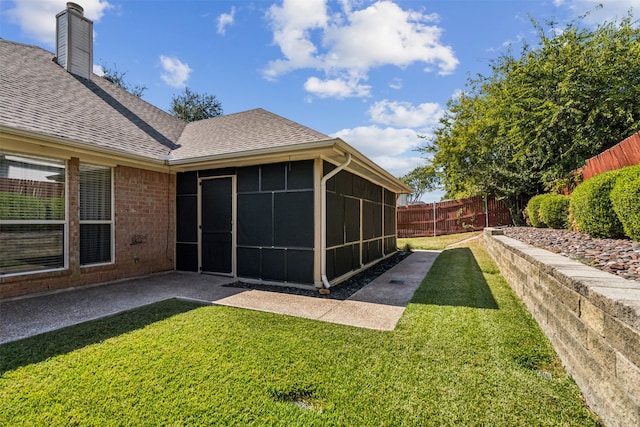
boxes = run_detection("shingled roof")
[0,39,409,193]
[0,39,332,163]
[173,108,331,160]
[0,39,186,159]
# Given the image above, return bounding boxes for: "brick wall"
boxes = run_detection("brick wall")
[0,161,176,298]
[484,228,640,427]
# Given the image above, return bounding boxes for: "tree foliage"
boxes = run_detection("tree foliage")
[414,13,640,222]
[100,63,147,97]
[170,87,223,122]
[400,164,439,203]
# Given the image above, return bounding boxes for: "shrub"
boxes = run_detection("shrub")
[611,165,640,241]
[0,192,45,220]
[525,194,547,228]
[569,169,624,238]
[539,194,571,229]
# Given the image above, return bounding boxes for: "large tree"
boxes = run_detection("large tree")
[170,87,223,122]
[400,164,439,204]
[413,13,640,222]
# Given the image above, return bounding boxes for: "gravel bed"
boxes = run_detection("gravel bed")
[502,227,640,282]
[225,251,411,300]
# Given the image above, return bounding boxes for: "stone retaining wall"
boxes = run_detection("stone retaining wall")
[484,228,640,427]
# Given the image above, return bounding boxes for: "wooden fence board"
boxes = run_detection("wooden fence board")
[582,132,640,180]
[397,195,512,238]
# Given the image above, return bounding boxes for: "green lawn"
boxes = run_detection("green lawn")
[0,239,600,426]
[398,231,481,250]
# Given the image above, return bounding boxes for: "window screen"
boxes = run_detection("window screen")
[80,164,112,266]
[0,151,66,275]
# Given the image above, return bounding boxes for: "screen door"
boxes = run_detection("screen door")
[200,177,233,275]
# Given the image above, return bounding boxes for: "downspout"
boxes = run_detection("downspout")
[320,153,352,288]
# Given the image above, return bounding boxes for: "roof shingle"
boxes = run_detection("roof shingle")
[0,39,186,159]
[0,40,331,162]
[173,108,331,160]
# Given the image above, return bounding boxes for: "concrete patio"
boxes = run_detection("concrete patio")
[0,250,439,344]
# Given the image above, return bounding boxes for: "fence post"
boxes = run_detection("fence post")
[484,196,489,228]
[433,201,437,237]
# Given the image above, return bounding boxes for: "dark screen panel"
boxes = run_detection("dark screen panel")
[385,236,397,254]
[176,195,197,242]
[262,248,286,281]
[286,250,314,284]
[351,243,361,270]
[326,192,344,247]
[261,163,285,191]
[274,192,314,247]
[385,189,396,206]
[335,245,353,278]
[237,247,261,279]
[385,205,396,235]
[176,243,198,271]
[176,171,197,195]
[372,201,383,238]
[344,197,360,243]
[323,161,336,175]
[364,181,382,202]
[362,200,375,240]
[326,248,336,281]
[363,239,382,265]
[287,160,314,190]
[335,170,353,196]
[352,174,367,199]
[237,166,260,192]
[237,193,272,246]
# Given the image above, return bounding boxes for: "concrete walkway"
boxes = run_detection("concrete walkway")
[0,251,439,344]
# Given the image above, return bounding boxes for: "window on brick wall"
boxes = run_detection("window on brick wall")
[80,164,113,266]
[0,150,66,275]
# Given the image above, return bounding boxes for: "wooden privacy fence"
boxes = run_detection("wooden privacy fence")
[581,131,640,180]
[397,196,512,238]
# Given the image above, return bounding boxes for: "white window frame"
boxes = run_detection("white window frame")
[0,151,68,276]
[79,164,114,267]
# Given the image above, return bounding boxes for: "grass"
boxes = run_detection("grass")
[0,239,601,426]
[398,231,481,250]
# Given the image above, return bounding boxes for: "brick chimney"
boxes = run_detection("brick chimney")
[56,3,93,80]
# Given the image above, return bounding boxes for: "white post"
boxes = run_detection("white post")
[484,196,489,228]
[433,201,437,237]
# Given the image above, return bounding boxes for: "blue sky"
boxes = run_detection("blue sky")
[1,0,636,201]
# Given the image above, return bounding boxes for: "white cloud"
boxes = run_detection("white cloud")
[93,64,105,76]
[369,154,426,178]
[332,125,422,158]
[388,78,403,90]
[263,0,328,79]
[217,7,235,35]
[304,74,371,98]
[368,100,444,128]
[5,0,112,46]
[322,1,457,74]
[159,55,192,88]
[264,0,458,98]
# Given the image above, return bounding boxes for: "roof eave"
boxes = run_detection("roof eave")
[168,138,340,170]
[169,137,411,194]
[0,125,170,172]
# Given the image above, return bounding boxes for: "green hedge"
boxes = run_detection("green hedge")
[539,194,571,229]
[525,194,547,228]
[0,192,64,220]
[611,165,640,241]
[569,169,624,238]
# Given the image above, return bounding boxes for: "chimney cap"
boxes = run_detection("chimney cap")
[66,2,84,15]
